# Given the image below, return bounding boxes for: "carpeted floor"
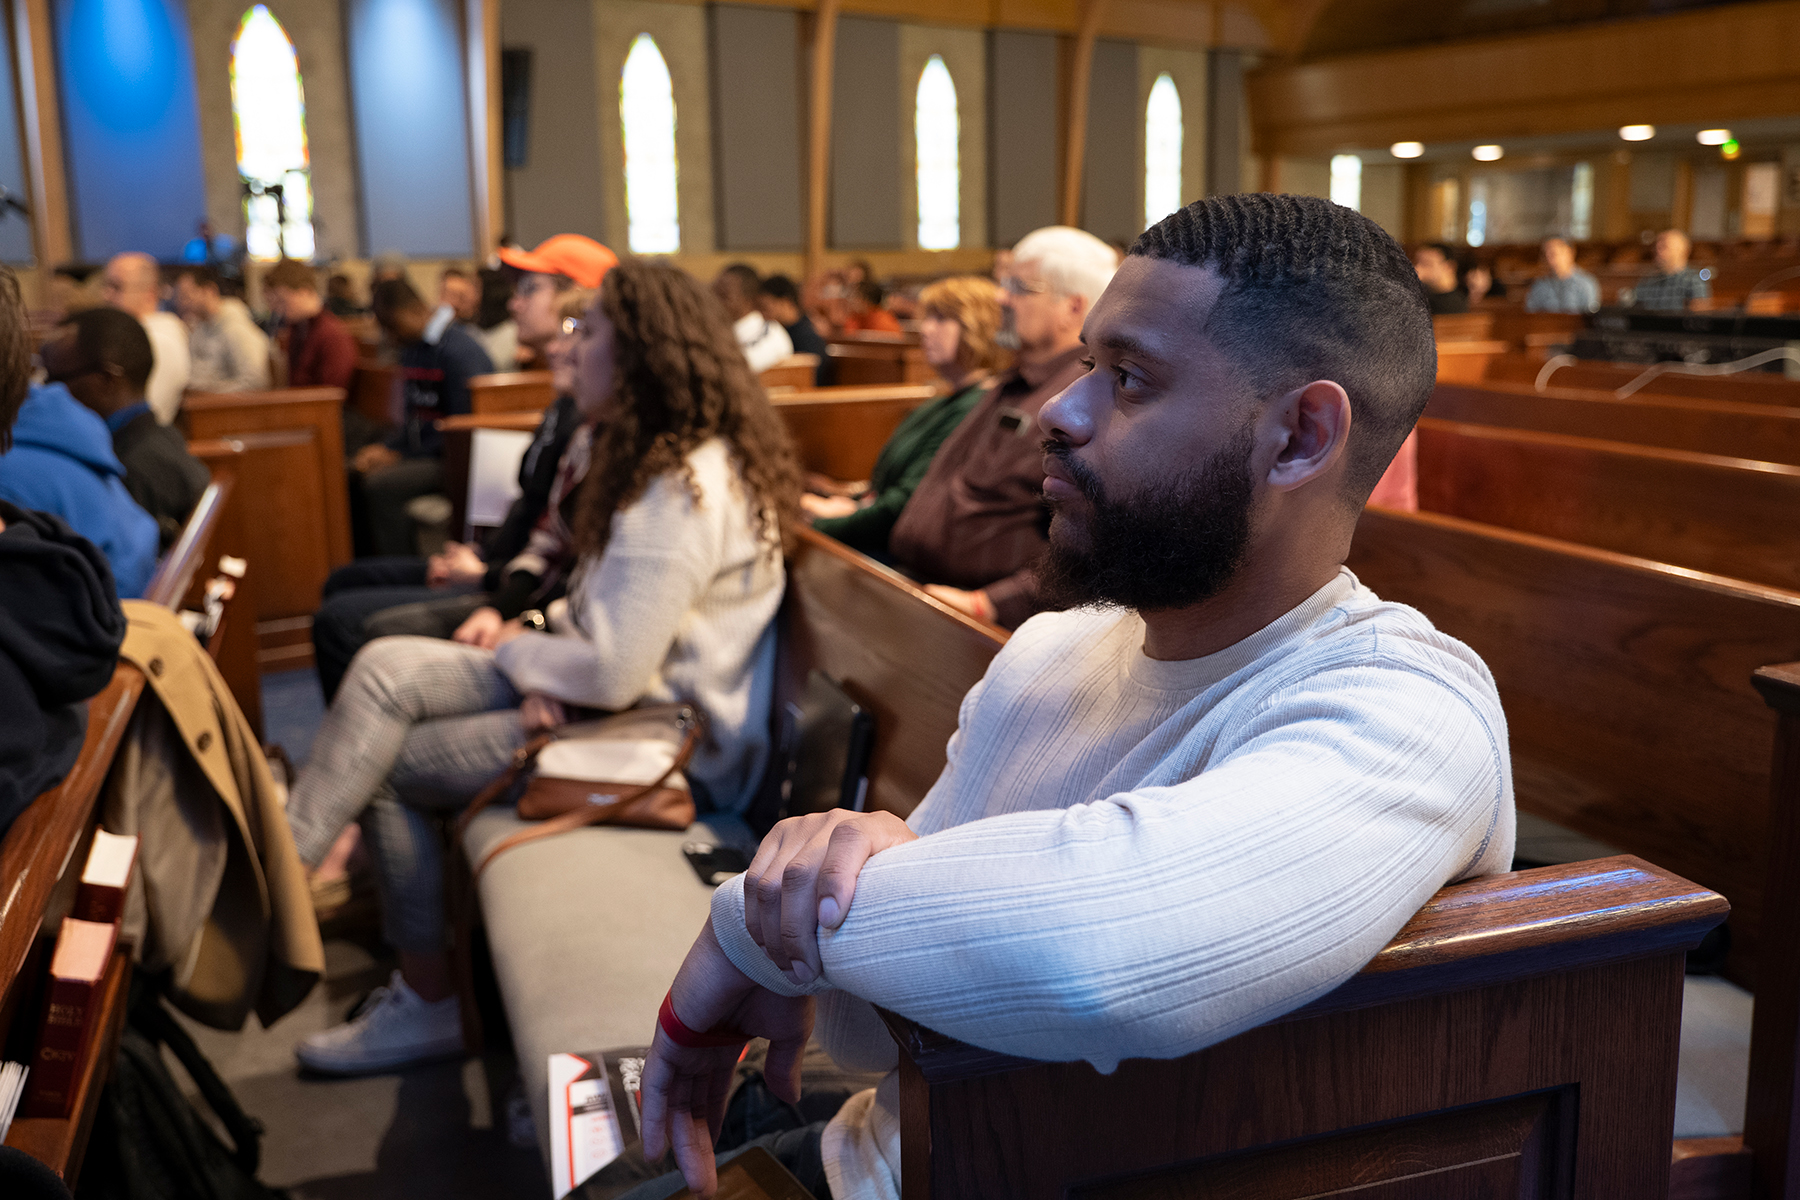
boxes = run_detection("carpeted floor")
[166,667,550,1198]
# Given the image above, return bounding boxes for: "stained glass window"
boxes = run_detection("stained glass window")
[1330,155,1362,211]
[231,6,314,260]
[1144,74,1182,230]
[915,55,959,251]
[621,33,679,255]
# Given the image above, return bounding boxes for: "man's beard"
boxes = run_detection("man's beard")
[1037,426,1257,613]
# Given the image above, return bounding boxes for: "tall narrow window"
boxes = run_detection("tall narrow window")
[1570,162,1594,239]
[915,55,959,250]
[1144,74,1182,229]
[231,6,314,260]
[621,33,679,254]
[1330,155,1362,211]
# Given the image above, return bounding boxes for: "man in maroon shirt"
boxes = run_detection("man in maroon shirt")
[266,258,359,391]
[889,226,1118,627]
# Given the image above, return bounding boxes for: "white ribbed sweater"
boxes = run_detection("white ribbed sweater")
[493,438,783,813]
[711,568,1515,1199]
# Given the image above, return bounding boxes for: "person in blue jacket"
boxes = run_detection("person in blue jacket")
[0,383,159,598]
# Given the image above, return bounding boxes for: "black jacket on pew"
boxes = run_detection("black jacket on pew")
[111,402,211,549]
[0,500,126,842]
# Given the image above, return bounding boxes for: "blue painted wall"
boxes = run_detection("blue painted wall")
[55,0,208,261]
[346,0,474,257]
[0,16,35,263]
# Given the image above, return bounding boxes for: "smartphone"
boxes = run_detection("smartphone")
[682,841,753,887]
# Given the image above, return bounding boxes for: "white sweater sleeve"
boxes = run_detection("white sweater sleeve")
[493,471,720,708]
[712,661,1509,1072]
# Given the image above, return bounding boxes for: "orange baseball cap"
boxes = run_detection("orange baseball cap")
[498,234,618,288]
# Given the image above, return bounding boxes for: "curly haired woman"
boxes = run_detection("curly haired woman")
[284,260,801,1073]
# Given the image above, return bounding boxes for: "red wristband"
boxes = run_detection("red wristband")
[658,991,750,1049]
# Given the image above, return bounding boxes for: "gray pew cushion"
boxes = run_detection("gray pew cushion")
[464,807,758,1166]
[1676,974,1752,1139]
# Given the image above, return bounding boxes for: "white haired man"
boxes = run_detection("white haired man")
[890,226,1118,627]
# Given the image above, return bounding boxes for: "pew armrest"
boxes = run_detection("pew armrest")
[878,855,1726,1085]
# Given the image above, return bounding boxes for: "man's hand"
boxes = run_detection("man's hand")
[353,443,401,474]
[743,810,917,985]
[427,541,485,587]
[519,693,567,731]
[452,606,505,648]
[799,492,860,521]
[923,584,997,624]
[641,921,815,1198]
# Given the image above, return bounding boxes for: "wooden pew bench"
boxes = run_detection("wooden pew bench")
[1426,380,1800,468]
[827,333,933,387]
[770,384,938,480]
[1348,506,1800,1195]
[1436,339,1510,383]
[1412,417,1800,592]
[1485,354,1800,408]
[469,370,555,416]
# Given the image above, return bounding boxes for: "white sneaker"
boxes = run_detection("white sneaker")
[296,971,464,1075]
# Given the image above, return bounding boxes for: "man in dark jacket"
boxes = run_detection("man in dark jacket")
[0,265,126,844]
[42,308,210,548]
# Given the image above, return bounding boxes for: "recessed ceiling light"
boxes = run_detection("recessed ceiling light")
[1472,144,1504,161]
[1389,141,1424,159]
[1697,129,1732,145]
[1619,124,1656,142]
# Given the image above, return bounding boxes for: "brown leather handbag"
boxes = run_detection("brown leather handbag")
[453,703,706,877]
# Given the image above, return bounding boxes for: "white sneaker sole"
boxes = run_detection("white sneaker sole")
[295,1036,466,1077]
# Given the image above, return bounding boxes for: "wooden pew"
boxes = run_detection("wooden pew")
[759,355,820,391]
[437,411,543,540]
[770,384,938,480]
[827,332,933,387]
[180,388,353,670]
[1425,380,1800,468]
[1485,353,1800,408]
[176,447,263,733]
[1435,339,1509,382]
[1489,309,1587,353]
[1413,417,1800,592]
[469,370,554,416]
[883,856,1723,1199]
[348,362,399,432]
[1345,507,1800,1195]
[1432,311,1495,342]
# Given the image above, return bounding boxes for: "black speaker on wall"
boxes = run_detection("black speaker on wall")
[501,48,533,169]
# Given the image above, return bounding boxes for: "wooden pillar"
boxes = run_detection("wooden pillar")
[464,0,503,258]
[804,0,840,282]
[1671,157,1694,234]
[1059,0,1107,229]
[1205,49,1243,196]
[1258,156,1281,195]
[1602,150,1633,241]
[12,0,71,274]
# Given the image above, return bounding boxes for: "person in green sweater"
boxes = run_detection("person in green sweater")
[801,275,1004,556]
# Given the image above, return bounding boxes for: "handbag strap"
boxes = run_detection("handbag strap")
[451,732,555,845]
[465,707,707,878]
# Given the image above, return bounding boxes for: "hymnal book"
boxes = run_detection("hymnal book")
[20,918,118,1119]
[547,1049,643,1198]
[72,830,138,926]
[0,1061,28,1139]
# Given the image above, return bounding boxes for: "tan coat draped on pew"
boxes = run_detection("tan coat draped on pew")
[100,602,323,1029]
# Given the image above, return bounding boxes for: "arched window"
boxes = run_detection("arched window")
[1144,73,1182,230]
[915,55,959,251]
[620,33,679,255]
[231,6,314,260]
[1329,154,1362,211]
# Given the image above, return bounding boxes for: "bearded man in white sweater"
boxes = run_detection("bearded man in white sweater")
[632,194,1517,1200]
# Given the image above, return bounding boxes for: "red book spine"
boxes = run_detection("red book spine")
[19,976,100,1119]
[72,881,125,926]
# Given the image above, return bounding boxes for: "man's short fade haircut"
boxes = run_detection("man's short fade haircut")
[759,274,800,304]
[371,277,425,319]
[1130,193,1436,503]
[61,308,154,392]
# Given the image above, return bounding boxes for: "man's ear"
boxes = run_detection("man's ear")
[1266,380,1351,493]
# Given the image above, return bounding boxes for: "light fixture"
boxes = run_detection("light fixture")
[1721,138,1742,161]
[1619,124,1656,142]
[1389,141,1424,159]
[1697,129,1732,146]
[1472,144,1504,161]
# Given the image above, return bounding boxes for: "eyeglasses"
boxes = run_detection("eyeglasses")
[999,275,1054,297]
[560,316,586,337]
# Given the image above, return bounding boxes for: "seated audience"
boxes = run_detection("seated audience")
[310,285,595,701]
[325,272,365,317]
[101,252,190,423]
[266,258,360,391]
[1524,237,1600,313]
[1630,229,1711,311]
[888,226,1116,628]
[175,264,272,392]
[840,280,902,334]
[283,260,799,1074]
[631,193,1516,1200]
[714,264,794,373]
[351,278,493,557]
[0,264,126,845]
[1411,243,1469,314]
[803,276,1003,557]
[437,265,481,326]
[471,267,520,370]
[42,309,209,548]
[1460,261,1500,304]
[759,274,833,385]
[0,380,159,598]
[499,233,620,370]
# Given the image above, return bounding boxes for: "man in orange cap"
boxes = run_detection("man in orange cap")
[499,234,617,365]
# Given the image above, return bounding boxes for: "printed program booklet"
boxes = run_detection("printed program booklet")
[547,1049,645,1198]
